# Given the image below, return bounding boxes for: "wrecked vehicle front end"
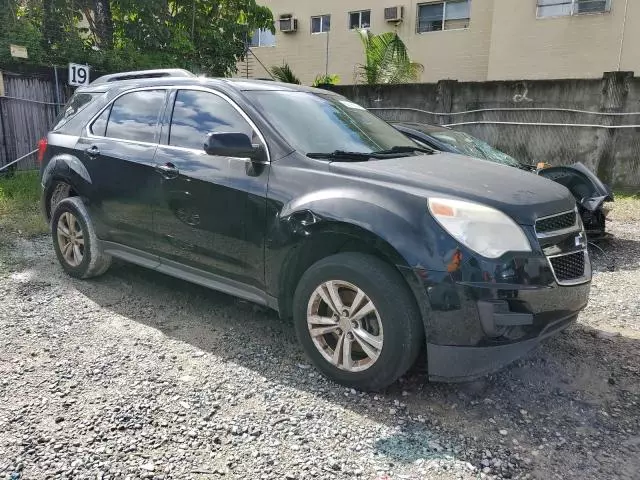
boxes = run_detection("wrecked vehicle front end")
[537,162,614,240]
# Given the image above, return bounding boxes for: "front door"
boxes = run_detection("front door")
[76,88,168,252]
[151,88,269,289]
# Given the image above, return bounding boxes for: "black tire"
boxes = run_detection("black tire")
[51,197,112,279]
[293,252,424,391]
[48,182,72,219]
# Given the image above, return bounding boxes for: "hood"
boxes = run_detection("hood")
[329,153,576,226]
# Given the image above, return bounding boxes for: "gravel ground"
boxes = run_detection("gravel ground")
[0,202,638,480]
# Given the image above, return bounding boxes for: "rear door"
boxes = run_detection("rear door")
[76,88,169,252]
[150,88,270,289]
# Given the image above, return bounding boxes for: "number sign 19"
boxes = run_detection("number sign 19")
[68,63,90,87]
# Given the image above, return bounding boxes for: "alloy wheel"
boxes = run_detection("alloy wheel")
[56,212,84,267]
[306,280,383,372]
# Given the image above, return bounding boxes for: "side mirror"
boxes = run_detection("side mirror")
[204,132,267,162]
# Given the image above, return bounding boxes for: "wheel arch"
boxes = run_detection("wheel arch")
[42,154,91,221]
[275,220,433,339]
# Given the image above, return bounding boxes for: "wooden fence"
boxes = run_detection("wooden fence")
[0,68,73,171]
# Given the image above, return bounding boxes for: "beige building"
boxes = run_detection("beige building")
[238,0,637,84]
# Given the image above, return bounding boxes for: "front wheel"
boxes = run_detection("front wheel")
[293,252,424,391]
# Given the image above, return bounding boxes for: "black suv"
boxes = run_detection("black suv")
[39,69,591,391]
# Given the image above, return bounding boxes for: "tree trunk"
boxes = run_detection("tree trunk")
[92,0,113,48]
[42,0,60,48]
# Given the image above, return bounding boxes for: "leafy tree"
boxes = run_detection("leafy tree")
[356,30,423,85]
[1,0,274,76]
[0,1,46,65]
[270,63,301,84]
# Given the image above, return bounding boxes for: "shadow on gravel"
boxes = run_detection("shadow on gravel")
[21,255,640,479]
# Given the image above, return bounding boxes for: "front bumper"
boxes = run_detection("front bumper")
[427,311,578,382]
[403,258,591,382]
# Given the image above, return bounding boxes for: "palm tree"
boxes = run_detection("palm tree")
[270,63,301,84]
[357,30,423,85]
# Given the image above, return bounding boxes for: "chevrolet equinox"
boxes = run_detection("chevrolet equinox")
[39,69,592,391]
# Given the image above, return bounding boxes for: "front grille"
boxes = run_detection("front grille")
[536,211,577,234]
[549,251,585,282]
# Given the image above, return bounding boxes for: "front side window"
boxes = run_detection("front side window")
[417,0,470,33]
[537,0,611,18]
[245,91,416,155]
[96,90,166,143]
[249,28,276,47]
[311,14,331,33]
[349,10,371,29]
[168,90,254,151]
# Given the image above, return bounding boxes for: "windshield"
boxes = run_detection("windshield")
[430,130,522,168]
[244,91,416,155]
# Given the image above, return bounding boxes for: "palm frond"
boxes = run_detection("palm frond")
[356,31,423,85]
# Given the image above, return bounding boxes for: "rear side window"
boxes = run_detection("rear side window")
[168,90,254,150]
[53,92,101,131]
[91,90,166,143]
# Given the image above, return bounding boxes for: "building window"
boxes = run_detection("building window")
[536,0,611,18]
[249,28,276,47]
[311,14,331,33]
[417,1,470,33]
[349,10,371,29]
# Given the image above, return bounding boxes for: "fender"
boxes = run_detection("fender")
[276,187,442,270]
[266,188,448,337]
[41,152,95,222]
[42,153,92,190]
[538,162,614,208]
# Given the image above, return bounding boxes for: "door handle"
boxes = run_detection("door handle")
[85,145,100,158]
[155,163,179,179]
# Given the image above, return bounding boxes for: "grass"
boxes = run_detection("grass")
[605,191,640,223]
[614,191,640,200]
[0,170,47,237]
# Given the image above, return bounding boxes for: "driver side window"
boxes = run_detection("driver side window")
[169,90,256,151]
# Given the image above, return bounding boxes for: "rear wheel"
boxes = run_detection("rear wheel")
[293,252,423,391]
[48,182,72,218]
[51,197,111,279]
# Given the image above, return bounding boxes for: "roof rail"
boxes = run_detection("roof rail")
[90,69,195,85]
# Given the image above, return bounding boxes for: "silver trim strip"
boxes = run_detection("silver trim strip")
[546,248,591,286]
[535,209,579,238]
[83,84,271,163]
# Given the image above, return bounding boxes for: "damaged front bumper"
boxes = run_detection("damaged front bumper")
[403,222,592,382]
[424,280,590,382]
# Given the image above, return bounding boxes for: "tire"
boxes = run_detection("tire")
[49,182,72,218]
[51,197,112,279]
[293,252,424,391]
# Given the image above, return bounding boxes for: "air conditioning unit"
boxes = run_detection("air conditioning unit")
[279,15,298,33]
[384,6,404,22]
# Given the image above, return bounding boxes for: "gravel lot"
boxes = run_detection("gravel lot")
[0,201,638,480]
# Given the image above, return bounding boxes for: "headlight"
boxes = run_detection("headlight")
[428,198,531,259]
